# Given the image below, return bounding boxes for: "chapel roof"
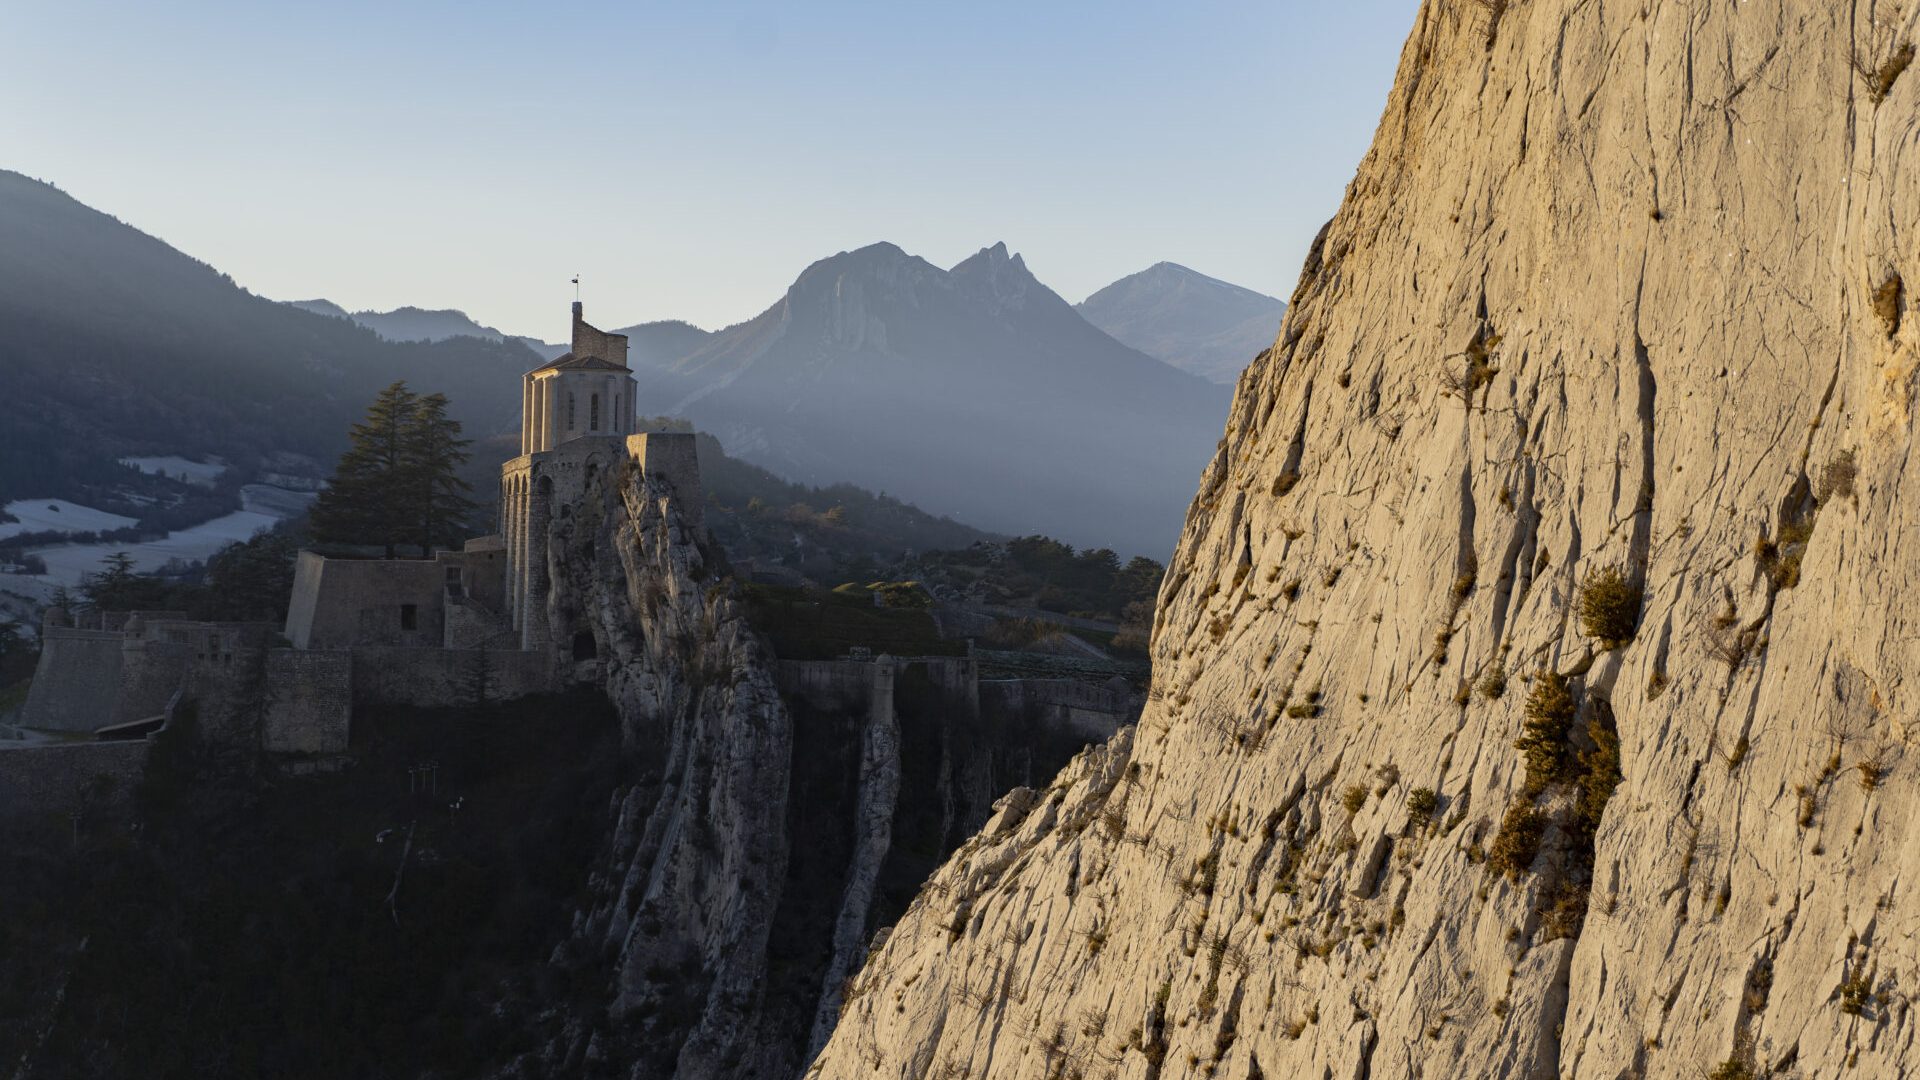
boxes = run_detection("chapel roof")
[532,352,630,373]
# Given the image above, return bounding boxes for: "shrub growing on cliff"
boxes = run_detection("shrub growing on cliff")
[1487,800,1546,878]
[1855,41,1916,105]
[1407,787,1438,819]
[1517,670,1577,795]
[1577,565,1639,647]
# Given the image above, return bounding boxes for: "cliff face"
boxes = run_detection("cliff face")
[812,3,1920,1077]
[533,469,1098,1079]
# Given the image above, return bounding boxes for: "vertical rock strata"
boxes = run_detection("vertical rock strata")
[546,468,798,1078]
[813,2,1920,1077]
[529,469,1097,1078]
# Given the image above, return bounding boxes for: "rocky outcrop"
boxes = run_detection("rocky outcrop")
[812,3,1920,1077]
[528,468,1106,1078]
[543,466,796,1079]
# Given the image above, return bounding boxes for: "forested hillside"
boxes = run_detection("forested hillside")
[0,171,536,503]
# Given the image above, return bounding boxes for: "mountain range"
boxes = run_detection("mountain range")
[1,167,1246,555]
[296,246,1244,554]
[1076,260,1286,384]
[624,241,1230,555]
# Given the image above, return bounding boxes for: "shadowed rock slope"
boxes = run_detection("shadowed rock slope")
[811,2,1920,1077]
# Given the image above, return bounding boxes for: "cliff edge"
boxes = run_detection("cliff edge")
[812,2,1920,1077]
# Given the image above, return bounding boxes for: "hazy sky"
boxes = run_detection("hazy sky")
[1,0,1420,339]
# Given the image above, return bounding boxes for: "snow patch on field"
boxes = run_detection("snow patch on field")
[240,484,318,517]
[27,510,280,585]
[0,500,138,540]
[119,456,227,487]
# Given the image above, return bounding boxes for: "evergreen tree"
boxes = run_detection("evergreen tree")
[310,382,475,557]
[311,382,419,557]
[81,551,172,612]
[205,530,301,619]
[403,392,475,557]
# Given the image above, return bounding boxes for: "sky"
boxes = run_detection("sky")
[0,0,1421,339]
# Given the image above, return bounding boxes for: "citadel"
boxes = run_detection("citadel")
[0,302,1138,817]
[3,304,707,797]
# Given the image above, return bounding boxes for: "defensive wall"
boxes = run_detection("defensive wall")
[0,736,153,823]
[774,654,1140,743]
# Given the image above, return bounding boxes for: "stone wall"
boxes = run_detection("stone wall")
[19,629,124,733]
[262,650,352,754]
[349,646,555,709]
[775,656,1137,744]
[0,739,152,821]
[444,596,514,650]
[628,432,703,530]
[285,553,450,649]
[116,640,191,725]
[979,676,1142,741]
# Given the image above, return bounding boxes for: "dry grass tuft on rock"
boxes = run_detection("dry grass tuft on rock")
[1873,272,1905,337]
[1478,666,1508,700]
[1855,40,1916,104]
[1818,450,1858,504]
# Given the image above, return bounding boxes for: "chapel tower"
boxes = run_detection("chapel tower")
[519,302,636,453]
[500,302,702,653]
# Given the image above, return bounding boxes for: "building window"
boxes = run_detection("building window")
[613,393,621,431]
[400,604,418,631]
[591,393,601,431]
[567,393,576,429]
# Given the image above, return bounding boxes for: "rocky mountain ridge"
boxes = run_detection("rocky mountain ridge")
[631,241,1229,556]
[810,2,1920,1077]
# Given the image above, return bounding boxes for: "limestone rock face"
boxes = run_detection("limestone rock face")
[544,469,799,1079]
[811,3,1920,1077]
[528,469,1105,1079]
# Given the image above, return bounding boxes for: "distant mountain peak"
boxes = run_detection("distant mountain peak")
[1077,262,1286,384]
[628,239,1227,556]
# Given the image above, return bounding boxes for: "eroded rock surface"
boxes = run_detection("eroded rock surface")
[521,470,1101,1079]
[812,3,1920,1077]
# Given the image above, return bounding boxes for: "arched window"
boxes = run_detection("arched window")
[567,392,576,429]
[591,393,601,431]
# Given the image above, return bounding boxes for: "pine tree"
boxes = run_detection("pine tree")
[311,382,476,557]
[311,382,419,557]
[403,392,475,557]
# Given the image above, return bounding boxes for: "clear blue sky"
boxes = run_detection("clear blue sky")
[1,0,1419,338]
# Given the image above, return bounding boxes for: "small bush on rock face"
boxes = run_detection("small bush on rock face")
[1488,800,1546,878]
[1407,787,1438,819]
[1517,670,1578,795]
[1708,1057,1755,1080]
[1578,565,1640,647]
